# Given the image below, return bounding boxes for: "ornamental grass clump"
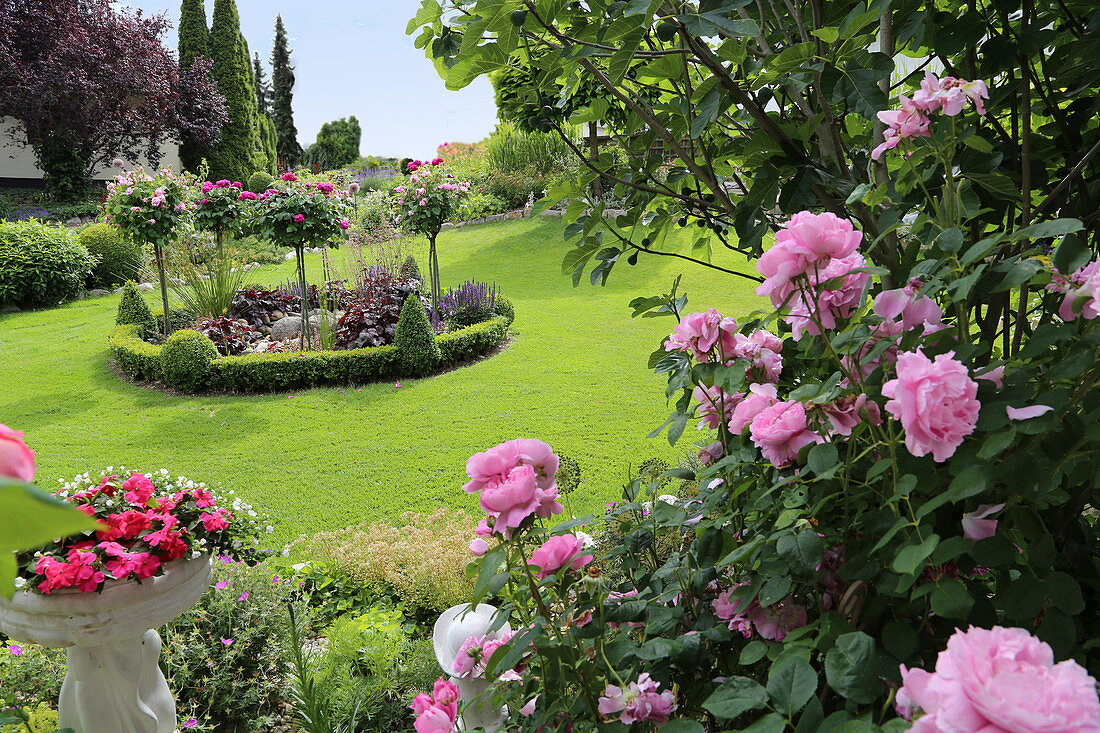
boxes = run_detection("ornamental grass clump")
[287,509,477,614]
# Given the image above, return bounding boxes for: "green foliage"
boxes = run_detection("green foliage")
[209,345,400,392]
[394,292,440,377]
[0,220,94,307]
[485,120,578,177]
[115,281,157,339]
[399,255,422,282]
[0,643,65,710]
[161,329,217,391]
[247,170,275,193]
[32,132,90,202]
[156,307,196,335]
[162,560,300,732]
[207,0,258,182]
[258,113,278,175]
[456,191,510,220]
[107,323,164,380]
[177,0,211,172]
[79,223,142,288]
[310,607,438,732]
[0,702,61,733]
[308,117,362,170]
[493,294,514,325]
[270,15,300,168]
[253,51,271,115]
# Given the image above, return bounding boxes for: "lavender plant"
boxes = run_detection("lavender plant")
[436,280,497,330]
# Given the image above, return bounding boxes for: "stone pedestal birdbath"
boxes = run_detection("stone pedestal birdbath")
[433,603,511,731]
[0,554,212,733]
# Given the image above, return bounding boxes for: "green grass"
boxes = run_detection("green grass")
[0,217,762,547]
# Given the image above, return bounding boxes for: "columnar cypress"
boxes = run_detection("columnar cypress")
[253,52,271,115]
[207,0,257,182]
[177,0,210,172]
[270,15,300,170]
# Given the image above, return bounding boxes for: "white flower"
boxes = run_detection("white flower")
[657,494,678,505]
[14,577,26,589]
[291,563,308,572]
[575,531,595,548]
[282,548,291,557]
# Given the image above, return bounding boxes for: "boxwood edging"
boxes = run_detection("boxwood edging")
[108,314,512,393]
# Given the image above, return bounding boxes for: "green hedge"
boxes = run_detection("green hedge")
[107,316,510,393]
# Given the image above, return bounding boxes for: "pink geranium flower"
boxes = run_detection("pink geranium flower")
[897,626,1100,732]
[882,350,980,462]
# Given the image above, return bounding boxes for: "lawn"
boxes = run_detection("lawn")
[0,216,762,547]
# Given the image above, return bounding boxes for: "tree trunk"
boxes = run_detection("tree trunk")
[154,241,172,337]
[428,233,440,313]
[297,245,311,351]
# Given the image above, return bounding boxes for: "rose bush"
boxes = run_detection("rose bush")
[412,72,1100,733]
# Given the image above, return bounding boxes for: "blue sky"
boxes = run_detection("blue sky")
[121,1,499,159]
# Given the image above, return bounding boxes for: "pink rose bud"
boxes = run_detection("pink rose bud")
[469,538,489,557]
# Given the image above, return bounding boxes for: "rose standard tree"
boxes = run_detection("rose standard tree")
[0,0,226,202]
[252,173,352,349]
[395,158,469,311]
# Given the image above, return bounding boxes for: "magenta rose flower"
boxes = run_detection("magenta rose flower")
[528,534,593,579]
[0,423,35,482]
[293,213,305,223]
[281,173,297,181]
[897,626,1100,733]
[755,211,863,306]
[882,350,980,462]
[749,401,820,467]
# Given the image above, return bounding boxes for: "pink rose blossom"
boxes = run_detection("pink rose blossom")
[874,281,948,335]
[664,308,737,362]
[882,350,980,462]
[293,213,305,222]
[872,97,931,160]
[1049,260,1100,322]
[528,534,593,578]
[729,383,779,434]
[727,329,784,383]
[897,626,1100,733]
[281,173,297,181]
[713,583,756,637]
[911,71,989,116]
[748,601,807,641]
[598,673,677,725]
[0,423,35,482]
[694,384,740,430]
[962,504,1004,541]
[820,393,881,436]
[338,219,350,230]
[749,401,821,467]
[756,212,863,307]
[785,253,871,340]
[976,365,1005,389]
[698,441,723,466]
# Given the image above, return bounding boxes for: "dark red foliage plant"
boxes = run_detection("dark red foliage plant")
[197,317,260,356]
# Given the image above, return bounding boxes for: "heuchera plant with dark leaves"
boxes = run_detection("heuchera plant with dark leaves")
[197,317,261,356]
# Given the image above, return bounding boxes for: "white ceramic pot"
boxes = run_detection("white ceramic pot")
[0,553,213,733]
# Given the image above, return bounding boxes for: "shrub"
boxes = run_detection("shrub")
[494,294,514,325]
[455,191,509,220]
[436,316,509,367]
[437,279,496,329]
[161,329,217,391]
[208,345,400,392]
[198,316,261,355]
[246,170,274,193]
[0,642,65,710]
[156,307,196,335]
[311,607,439,732]
[287,509,478,618]
[0,220,95,307]
[398,255,422,282]
[115,280,157,339]
[393,292,440,377]
[79,223,142,288]
[162,560,299,732]
[0,703,60,733]
[108,324,164,380]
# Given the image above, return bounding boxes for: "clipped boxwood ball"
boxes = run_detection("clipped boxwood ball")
[493,295,515,326]
[162,329,218,392]
[247,171,274,194]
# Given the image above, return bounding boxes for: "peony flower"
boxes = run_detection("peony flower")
[756,212,864,307]
[477,464,541,532]
[528,534,593,578]
[872,97,931,160]
[882,350,980,462]
[749,401,821,467]
[962,504,1004,541]
[598,673,677,725]
[281,173,297,181]
[897,626,1100,733]
[0,423,35,482]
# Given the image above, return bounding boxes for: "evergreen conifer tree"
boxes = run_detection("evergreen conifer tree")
[270,15,300,169]
[177,0,210,172]
[207,0,257,182]
[253,52,271,115]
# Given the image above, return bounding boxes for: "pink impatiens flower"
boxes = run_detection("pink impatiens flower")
[897,626,1100,733]
[749,401,821,467]
[122,472,155,506]
[756,212,864,307]
[598,673,677,725]
[882,350,980,462]
[528,534,593,579]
